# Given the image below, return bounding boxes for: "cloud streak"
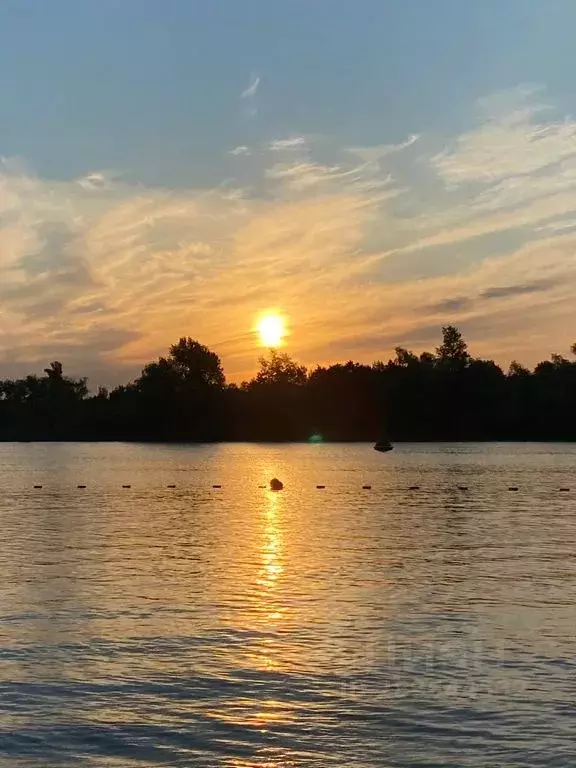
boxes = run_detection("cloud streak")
[240,73,260,99]
[269,137,307,152]
[229,146,251,156]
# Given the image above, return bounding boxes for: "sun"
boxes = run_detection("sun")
[256,313,286,348]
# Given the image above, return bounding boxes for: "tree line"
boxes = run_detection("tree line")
[1,326,575,442]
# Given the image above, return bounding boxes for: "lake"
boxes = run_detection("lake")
[0,442,575,767]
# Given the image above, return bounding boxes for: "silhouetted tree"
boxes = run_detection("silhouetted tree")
[392,347,420,368]
[508,360,530,377]
[1,327,576,442]
[44,361,64,380]
[253,350,307,387]
[168,337,225,388]
[436,325,470,368]
[126,338,226,440]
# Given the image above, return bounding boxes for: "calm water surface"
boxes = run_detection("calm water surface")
[0,442,575,767]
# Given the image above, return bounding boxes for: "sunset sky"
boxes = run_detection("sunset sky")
[2,0,576,386]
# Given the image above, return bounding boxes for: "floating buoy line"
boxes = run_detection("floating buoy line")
[24,484,573,492]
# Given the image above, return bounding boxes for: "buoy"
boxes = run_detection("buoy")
[167,484,176,489]
[33,485,42,489]
[212,484,222,489]
[458,486,469,491]
[122,484,131,489]
[508,487,519,492]
[408,486,420,491]
[77,485,86,489]
[362,484,372,490]
[559,488,570,492]
[316,485,326,489]
[269,478,283,491]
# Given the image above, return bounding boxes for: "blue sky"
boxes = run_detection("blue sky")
[1,1,576,384]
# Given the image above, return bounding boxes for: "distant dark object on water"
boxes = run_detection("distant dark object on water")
[270,478,283,491]
[374,440,393,453]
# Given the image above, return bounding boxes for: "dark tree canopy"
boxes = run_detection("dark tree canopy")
[508,360,530,377]
[0,326,575,441]
[253,350,307,387]
[44,361,64,380]
[435,325,470,367]
[168,337,226,388]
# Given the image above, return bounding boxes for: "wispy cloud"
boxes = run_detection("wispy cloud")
[479,279,557,301]
[76,171,118,191]
[348,134,420,163]
[229,145,251,156]
[269,136,307,152]
[431,86,576,185]
[240,72,260,99]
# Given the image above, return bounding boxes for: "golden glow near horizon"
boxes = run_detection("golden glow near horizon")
[256,313,286,348]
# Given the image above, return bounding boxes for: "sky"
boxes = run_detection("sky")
[2,0,576,386]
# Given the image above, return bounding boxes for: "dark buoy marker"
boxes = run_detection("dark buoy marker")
[77,485,87,489]
[212,484,222,489]
[362,484,372,490]
[122,484,131,489]
[270,478,283,491]
[508,487,519,492]
[408,486,420,491]
[33,485,42,489]
[316,484,326,489]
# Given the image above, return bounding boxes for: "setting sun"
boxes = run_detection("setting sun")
[256,314,286,348]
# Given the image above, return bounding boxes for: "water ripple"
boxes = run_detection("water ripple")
[0,442,575,766]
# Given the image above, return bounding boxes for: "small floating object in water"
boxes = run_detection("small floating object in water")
[122,484,131,489]
[33,485,42,489]
[212,484,222,489]
[559,487,570,492]
[167,484,176,489]
[362,484,372,490]
[408,486,420,491]
[458,486,469,491]
[508,487,519,492]
[77,485,87,489]
[316,484,326,489]
[374,440,393,453]
[269,478,283,491]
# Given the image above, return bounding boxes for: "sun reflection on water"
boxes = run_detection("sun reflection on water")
[257,491,284,598]
[248,486,287,678]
